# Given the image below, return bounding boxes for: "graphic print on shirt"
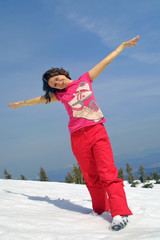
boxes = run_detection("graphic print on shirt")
[68,81,104,122]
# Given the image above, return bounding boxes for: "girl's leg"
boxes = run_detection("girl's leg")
[91,124,132,218]
[71,129,110,214]
[87,184,109,214]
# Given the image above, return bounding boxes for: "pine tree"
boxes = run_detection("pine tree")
[65,172,74,183]
[65,163,85,184]
[72,163,81,184]
[126,163,134,184]
[20,174,26,180]
[138,164,145,183]
[153,170,160,181]
[4,169,12,179]
[145,174,152,181]
[39,167,49,181]
[118,168,124,180]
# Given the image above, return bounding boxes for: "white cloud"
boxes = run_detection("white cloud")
[61,2,160,65]
[136,86,160,97]
[139,147,146,152]
[131,52,160,64]
[93,75,160,109]
[68,13,160,65]
[67,13,123,48]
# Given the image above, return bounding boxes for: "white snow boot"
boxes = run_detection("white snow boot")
[109,215,128,231]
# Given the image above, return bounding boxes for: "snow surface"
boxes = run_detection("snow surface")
[0,179,160,240]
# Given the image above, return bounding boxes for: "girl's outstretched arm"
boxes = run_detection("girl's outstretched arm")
[88,35,140,81]
[8,93,58,110]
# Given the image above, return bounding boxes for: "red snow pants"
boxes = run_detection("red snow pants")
[71,123,132,218]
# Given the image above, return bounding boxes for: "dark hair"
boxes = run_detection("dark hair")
[42,67,71,102]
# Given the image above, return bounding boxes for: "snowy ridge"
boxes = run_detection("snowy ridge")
[0,179,160,240]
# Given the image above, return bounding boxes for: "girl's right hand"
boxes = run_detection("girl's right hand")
[8,102,22,110]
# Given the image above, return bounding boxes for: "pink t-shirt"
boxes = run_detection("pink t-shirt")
[55,72,106,134]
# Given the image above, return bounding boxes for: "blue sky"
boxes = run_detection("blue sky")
[1,0,160,179]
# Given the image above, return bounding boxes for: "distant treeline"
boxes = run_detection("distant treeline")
[65,163,160,185]
[4,167,49,182]
[3,163,160,185]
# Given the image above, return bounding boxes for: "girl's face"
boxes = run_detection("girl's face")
[48,75,72,90]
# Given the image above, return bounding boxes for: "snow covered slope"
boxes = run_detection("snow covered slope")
[0,179,160,240]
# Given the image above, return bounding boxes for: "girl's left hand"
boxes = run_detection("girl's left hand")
[123,35,140,48]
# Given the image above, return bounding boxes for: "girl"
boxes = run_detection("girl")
[8,35,140,231]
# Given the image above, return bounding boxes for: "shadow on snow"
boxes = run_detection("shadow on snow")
[4,190,92,214]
